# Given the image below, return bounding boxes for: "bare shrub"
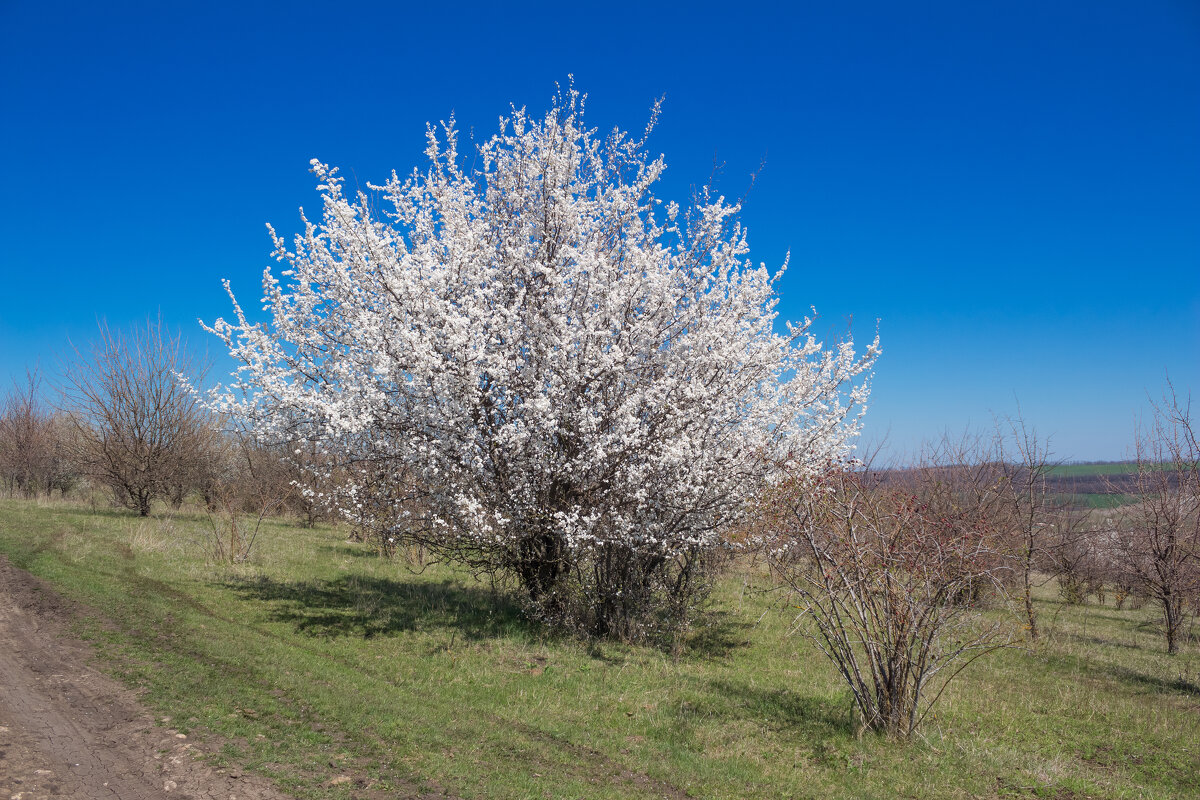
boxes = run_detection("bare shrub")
[1048,504,1106,605]
[0,370,78,498]
[274,439,337,528]
[201,436,285,563]
[761,443,1014,738]
[1109,386,1199,654]
[994,418,1057,639]
[61,318,217,516]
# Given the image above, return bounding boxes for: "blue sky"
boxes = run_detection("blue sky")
[1,1,1197,461]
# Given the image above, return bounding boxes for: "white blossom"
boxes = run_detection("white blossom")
[205,86,878,609]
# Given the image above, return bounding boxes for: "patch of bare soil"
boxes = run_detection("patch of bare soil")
[0,555,291,800]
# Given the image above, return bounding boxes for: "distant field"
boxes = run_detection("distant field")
[1047,462,1139,478]
[0,499,1196,799]
[1052,491,1138,509]
[1045,462,1185,508]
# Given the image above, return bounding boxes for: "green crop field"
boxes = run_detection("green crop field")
[1045,463,1184,479]
[1046,463,1137,478]
[1,499,1197,799]
[1051,492,1140,510]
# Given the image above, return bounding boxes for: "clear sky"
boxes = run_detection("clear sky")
[1,1,1197,462]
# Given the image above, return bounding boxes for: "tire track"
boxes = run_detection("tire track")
[0,555,291,800]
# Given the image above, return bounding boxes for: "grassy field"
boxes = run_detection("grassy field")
[1,498,1197,799]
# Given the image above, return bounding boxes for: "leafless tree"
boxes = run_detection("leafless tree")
[994,416,1058,640]
[0,369,77,498]
[244,437,337,528]
[761,438,1015,738]
[1110,385,1199,654]
[200,434,288,563]
[209,432,338,526]
[1047,502,1106,605]
[60,317,217,516]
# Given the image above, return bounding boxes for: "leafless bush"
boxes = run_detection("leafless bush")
[266,439,339,528]
[195,430,290,562]
[225,435,342,527]
[1047,504,1106,605]
[0,370,78,498]
[1108,386,1199,654]
[994,418,1058,639]
[203,479,283,564]
[761,442,1015,738]
[60,317,218,516]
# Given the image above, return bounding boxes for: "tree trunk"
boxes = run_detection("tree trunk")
[1023,532,1039,641]
[1163,592,1181,655]
[517,526,565,603]
[1024,567,1038,641]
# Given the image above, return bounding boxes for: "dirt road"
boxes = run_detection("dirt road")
[0,555,291,800]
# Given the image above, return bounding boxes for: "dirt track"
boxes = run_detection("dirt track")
[0,555,291,800]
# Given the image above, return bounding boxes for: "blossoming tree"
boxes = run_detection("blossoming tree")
[205,88,878,638]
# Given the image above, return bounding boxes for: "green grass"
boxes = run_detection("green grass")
[1,498,1198,799]
[1051,492,1140,510]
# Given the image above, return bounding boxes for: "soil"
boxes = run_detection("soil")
[0,555,292,800]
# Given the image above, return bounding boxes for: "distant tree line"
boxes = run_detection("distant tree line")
[0,370,76,498]
[0,318,337,531]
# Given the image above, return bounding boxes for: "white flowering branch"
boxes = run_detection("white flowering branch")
[205,85,878,636]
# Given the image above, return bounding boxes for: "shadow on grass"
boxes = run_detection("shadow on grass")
[1041,647,1200,696]
[34,504,143,523]
[698,679,852,735]
[225,573,537,642]
[1076,611,1145,625]
[682,610,755,661]
[319,543,392,560]
[1103,665,1200,695]
[1064,633,1146,651]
